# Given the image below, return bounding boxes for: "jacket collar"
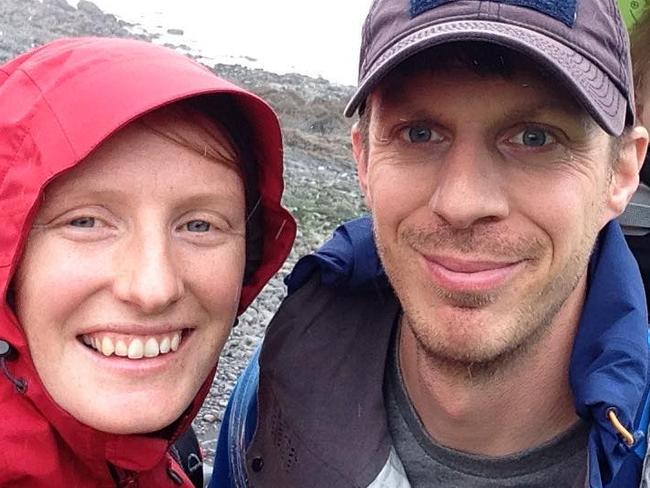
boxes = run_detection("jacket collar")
[571,220,649,486]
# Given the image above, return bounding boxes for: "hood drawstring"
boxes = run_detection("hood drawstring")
[607,408,635,446]
[0,339,26,393]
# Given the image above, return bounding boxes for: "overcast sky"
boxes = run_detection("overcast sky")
[68,0,374,84]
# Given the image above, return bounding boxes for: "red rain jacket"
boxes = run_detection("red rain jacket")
[0,37,295,487]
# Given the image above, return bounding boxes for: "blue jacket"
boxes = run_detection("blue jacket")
[211,216,650,488]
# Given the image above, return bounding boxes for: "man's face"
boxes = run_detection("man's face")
[354,66,624,369]
[14,119,246,434]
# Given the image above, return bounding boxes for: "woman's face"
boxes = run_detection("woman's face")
[13,119,246,434]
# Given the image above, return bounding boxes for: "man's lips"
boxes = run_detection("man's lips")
[422,254,525,292]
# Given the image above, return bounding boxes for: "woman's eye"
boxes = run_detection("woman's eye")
[402,126,435,143]
[511,128,555,147]
[186,220,211,232]
[69,217,96,228]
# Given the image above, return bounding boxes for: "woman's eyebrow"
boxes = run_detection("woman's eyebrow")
[41,186,244,210]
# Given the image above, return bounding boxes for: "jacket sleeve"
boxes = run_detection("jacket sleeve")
[210,346,261,488]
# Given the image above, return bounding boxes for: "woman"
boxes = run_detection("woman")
[0,37,295,486]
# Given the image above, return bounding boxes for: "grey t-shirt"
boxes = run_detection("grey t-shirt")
[385,335,588,487]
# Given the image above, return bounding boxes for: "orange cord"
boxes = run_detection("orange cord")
[607,409,635,446]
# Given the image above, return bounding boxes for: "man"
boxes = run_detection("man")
[213,1,650,487]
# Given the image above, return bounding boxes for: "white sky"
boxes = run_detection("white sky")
[68,0,374,84]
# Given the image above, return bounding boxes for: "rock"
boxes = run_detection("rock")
[44,0,74,12]
[202,413,217,423]
[77,0,104,16]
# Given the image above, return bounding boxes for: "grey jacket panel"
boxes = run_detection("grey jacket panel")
[247,275,400,487]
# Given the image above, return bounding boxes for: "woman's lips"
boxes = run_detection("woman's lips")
[77,329,194,375]
[422,254,524,293]
[81,330,184,359]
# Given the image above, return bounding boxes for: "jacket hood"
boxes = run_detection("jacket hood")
[286,216,650,487]
[0,37,295,477]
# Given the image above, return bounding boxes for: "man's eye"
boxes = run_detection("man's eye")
[186,220,211,232]
[69,217,96,228]
[511,128,555,147]
[402,126,436,143]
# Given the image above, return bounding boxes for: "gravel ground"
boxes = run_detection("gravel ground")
[0,0,364,467]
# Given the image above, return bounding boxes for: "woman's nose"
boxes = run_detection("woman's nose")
[112,230,184,313]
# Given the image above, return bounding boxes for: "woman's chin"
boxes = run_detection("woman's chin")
[73,398,190,435]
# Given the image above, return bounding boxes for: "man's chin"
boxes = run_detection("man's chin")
[404,309,540,379]
[415,338,530,381]
[433,289,499,309]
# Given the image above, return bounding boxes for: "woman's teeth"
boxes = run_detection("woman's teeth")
[81,332,183,359]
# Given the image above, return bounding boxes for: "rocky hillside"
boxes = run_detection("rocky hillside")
[0,0,364,465]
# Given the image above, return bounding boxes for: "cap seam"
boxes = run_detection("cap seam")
[363,13,486,76]
[364,15,627,104]
[493,17,626,96]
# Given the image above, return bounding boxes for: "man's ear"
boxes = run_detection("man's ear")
[605,125,649,222]
[352,122,372,207]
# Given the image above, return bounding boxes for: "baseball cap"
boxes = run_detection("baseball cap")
[345,0,635,136]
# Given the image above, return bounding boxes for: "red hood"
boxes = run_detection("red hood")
[0,37,295,484]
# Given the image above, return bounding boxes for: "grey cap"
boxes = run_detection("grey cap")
[345,0,635,136]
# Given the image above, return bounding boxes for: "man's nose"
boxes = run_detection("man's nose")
[428,142,509,229]
[112,230,184,313]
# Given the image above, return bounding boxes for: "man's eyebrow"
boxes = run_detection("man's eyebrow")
[504,100,584,120]
[504,100,598,135]
[373,80,597,132]
[381,97,593,128]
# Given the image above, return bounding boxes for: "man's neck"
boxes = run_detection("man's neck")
[398,284,586,457]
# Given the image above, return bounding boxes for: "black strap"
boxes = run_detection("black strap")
[170,427,203,487]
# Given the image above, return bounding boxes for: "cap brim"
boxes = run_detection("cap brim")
[344,20,627,136]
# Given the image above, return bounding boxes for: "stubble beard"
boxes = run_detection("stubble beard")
[377,220,601,383]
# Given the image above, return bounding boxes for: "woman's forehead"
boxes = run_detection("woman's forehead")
[41,119,245,206]
[135,102,241,171]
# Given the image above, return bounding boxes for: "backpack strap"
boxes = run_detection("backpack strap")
[170,427,204,487]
